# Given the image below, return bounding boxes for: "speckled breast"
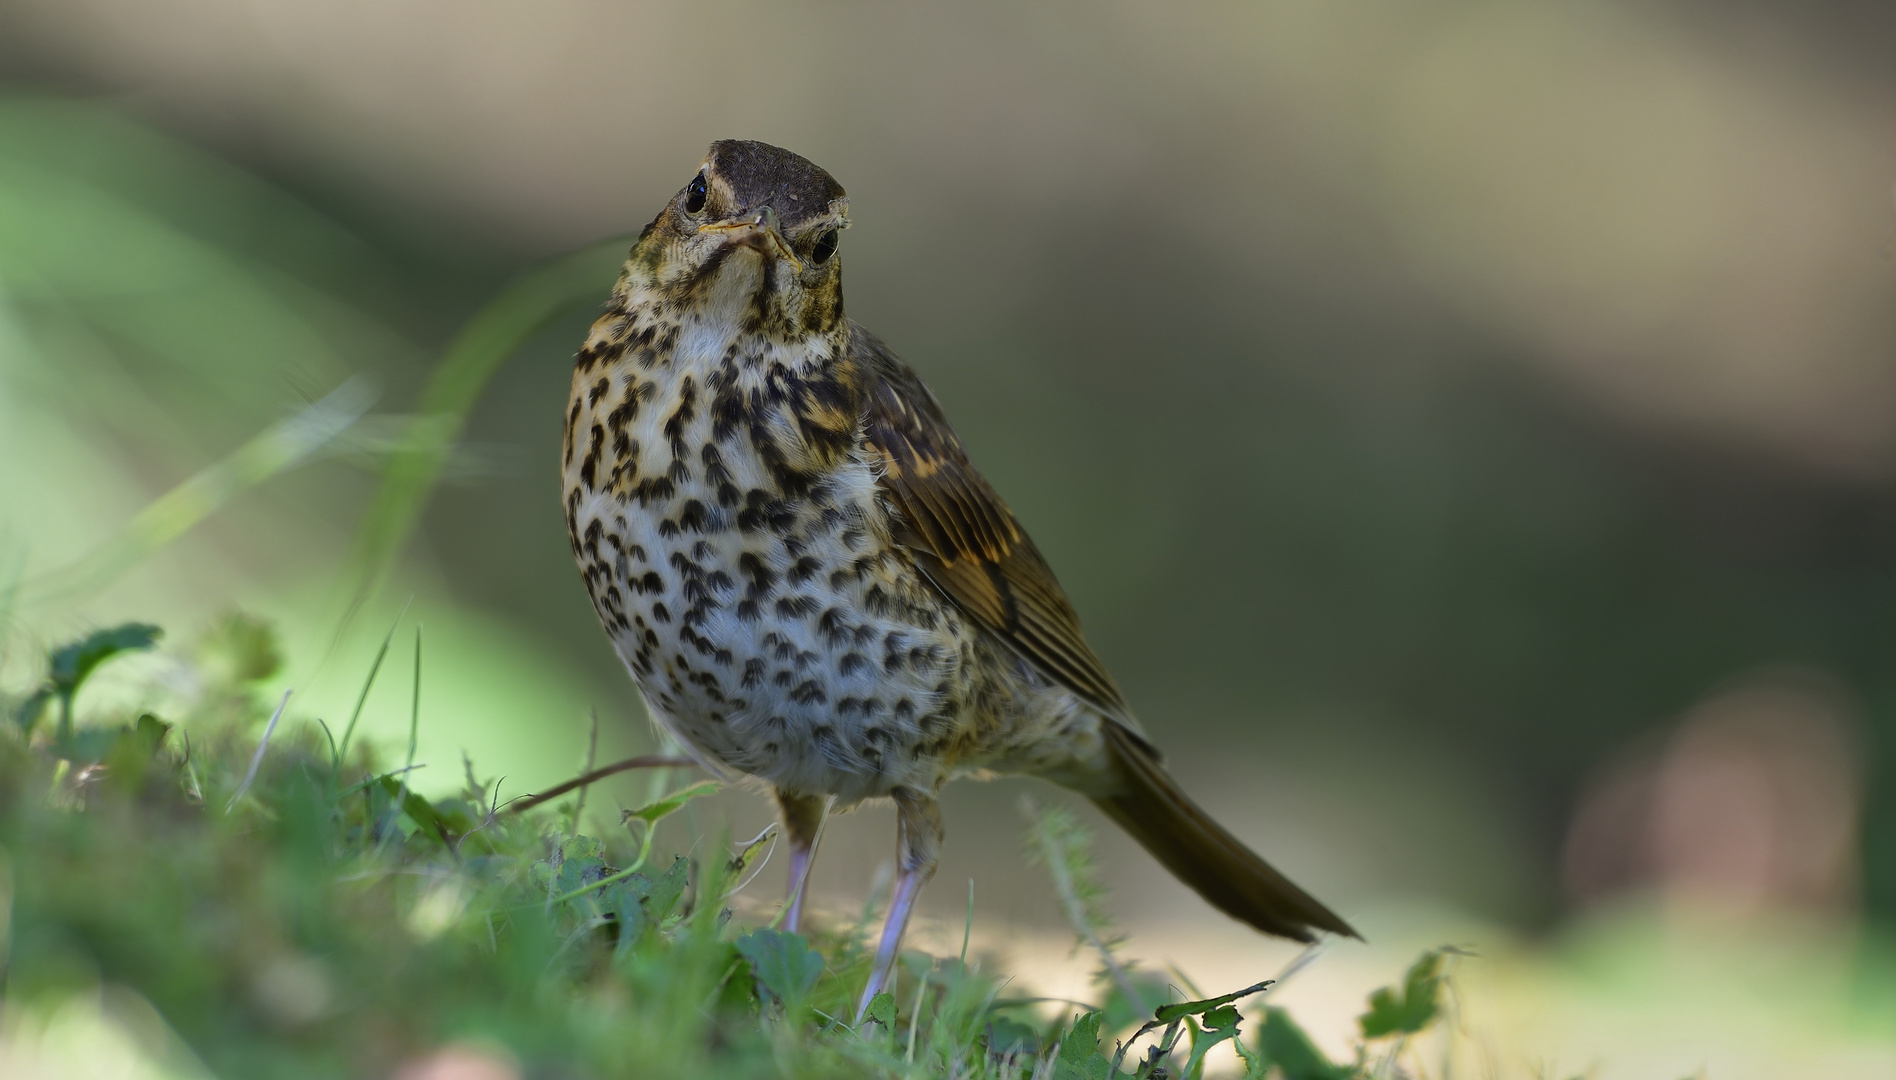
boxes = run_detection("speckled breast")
[562,322,977,803]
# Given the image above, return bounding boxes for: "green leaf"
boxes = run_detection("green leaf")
[643,856,690,923]
[734,928,824,1006]
[132,712,171,748]
[561,835,605,862]
[1053,1011,1112,1080]
[1155,979,1273,1023]
[547,835,608,894]
[376,776,457,849]
[727,828,773,880]
[1254,1007,1352,1080]
[1202,1005,1239,1031]
[864,991,897,1028]
[49,622,162,695]
[1182,1006,1245,1078]
[604,873,658,951]
[1358,950,1444,1039]
[622,780,720,825]
[100,714,172,790]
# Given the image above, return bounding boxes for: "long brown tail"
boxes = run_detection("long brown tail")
[1089,722,1359,942]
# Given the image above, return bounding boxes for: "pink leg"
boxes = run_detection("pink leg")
[857,788,943,1022]
[784,837,817,933]
[775,789,828,934]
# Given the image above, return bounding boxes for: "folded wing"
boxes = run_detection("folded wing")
[853,323,1134,728]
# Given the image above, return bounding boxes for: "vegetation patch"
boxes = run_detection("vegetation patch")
[1,620,1461,1078]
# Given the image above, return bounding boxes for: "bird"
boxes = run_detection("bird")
[561,139,1356,1017]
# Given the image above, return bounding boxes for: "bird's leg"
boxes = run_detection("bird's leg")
[856,786,942,1022]
[775,788,829,934]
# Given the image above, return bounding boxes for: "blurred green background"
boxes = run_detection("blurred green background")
[2,0,1894,1072]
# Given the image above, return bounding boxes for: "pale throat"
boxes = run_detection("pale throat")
[628,253,846,382]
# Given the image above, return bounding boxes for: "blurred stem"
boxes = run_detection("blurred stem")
[332,236,632,645]
[1023,796,1147,1017]
[22,378,374,610]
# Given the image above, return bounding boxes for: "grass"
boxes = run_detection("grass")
[0,619,1465,1079]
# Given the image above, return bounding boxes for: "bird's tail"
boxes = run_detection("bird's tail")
[1088,721,1359,942]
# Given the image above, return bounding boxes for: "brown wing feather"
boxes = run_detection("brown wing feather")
[851,322,1135,726]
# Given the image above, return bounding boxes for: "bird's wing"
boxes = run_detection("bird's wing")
[851,322,1137,728]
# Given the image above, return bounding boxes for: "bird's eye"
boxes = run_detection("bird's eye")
[810,227,839,264]
[684,173,708,214]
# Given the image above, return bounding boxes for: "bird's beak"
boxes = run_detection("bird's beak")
[699,206,804,272]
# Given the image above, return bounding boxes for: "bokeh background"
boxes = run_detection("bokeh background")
[3,0,1895,1074]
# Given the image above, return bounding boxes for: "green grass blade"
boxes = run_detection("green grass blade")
[331,237,632,644]
[334,606,407,770]
[21,378,374,608]
[390,623,423,816]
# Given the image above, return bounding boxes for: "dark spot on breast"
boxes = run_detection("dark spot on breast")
[607,397,637,435]
[579,423,605,491]
[774,595,819,618]
[679,500,709,532]
[701,443,731,484]
[738,552,777,597]
[631,477,676,506]
[817,608,853,646]
[663,376,697,458]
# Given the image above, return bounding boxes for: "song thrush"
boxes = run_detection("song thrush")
[562,139,1356,1016]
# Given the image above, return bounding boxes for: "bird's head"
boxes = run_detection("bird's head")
[625,139,850,341]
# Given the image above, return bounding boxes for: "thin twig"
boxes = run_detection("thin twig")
[227,688,291,812]
[504,754,698,814]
